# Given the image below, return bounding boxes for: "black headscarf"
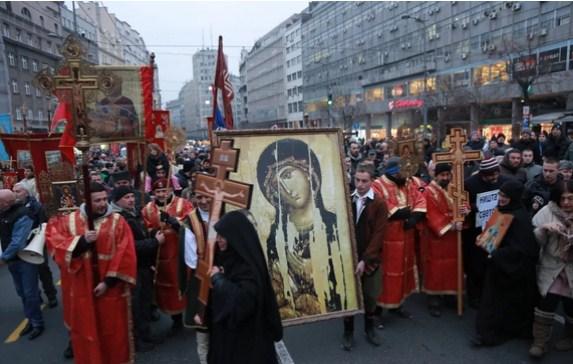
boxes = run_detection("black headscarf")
[496,180,539,261]
[214,210,283,342]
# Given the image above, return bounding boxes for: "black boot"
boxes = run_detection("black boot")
[63,341,74,359]
[169,314,184,336]
[390,306,413,319]
[364,314,381,347]
[428,296,442,318]
[342,317,354,351]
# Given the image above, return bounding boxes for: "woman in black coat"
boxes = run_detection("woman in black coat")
[207,211,283,364]
[473,180,540,347]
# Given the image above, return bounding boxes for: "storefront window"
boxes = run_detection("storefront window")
[539,46,567,73]
[365,87,384,102]
[473,62,508,86]
[391,84,405,98]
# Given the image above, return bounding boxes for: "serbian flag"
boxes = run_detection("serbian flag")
[211,36,234,130]
[50,100,75,164]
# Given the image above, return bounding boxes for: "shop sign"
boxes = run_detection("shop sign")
[388,99,424,111]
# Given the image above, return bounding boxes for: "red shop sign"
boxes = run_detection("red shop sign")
[388,99,424,111]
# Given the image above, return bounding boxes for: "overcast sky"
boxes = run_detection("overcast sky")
[100,1,307,105]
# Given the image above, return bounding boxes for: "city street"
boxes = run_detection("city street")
[1,261,569,364]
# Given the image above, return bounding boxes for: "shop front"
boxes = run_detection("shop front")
[479,118,512,141]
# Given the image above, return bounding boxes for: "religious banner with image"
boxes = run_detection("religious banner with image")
[82,65,152,144]
[216,128,362,326]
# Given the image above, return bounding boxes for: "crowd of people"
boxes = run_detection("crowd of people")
[0,125,572,363]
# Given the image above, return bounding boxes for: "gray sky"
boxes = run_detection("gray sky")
[102,1,307,105]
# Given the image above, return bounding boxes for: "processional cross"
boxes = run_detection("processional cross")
[432,128,481,316]
[36,36,102,279]
[194,139,253,306]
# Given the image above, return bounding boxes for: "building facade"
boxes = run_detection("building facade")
[0,1,62,132]
[302,1,573,140]
[59,2,98,64]
[285,15,304,126]
[166,98,183,129]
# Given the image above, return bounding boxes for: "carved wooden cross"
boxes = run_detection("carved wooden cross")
[194,139,253,305]
[432,128,481,316]
[432,128,481,222]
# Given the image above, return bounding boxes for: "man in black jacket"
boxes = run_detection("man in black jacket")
[111,186,164,352]
[523,157,562,215]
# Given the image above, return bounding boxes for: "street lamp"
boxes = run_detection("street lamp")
[401,14,430,139]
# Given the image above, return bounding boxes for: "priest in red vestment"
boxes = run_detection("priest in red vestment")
[46,182,137,364]
[421,163,464,317]
[141,177,194,333]
[372,157,426,317]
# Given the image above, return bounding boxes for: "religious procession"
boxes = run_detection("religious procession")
[1,2,573,364]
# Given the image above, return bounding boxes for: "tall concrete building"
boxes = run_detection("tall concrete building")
[0,1,63,132]
[166,98,183,129]
[302,1,573,140]
[192,48,218,130]
[285,14,304,127]
[77,2,123,65]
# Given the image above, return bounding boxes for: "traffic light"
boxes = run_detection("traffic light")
[327,93,333,106]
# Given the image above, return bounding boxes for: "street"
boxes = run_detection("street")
[1,260,569,364]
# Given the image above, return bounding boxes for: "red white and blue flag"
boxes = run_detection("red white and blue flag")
[211,36,234,130]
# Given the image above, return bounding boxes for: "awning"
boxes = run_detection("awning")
[531,112,566,125]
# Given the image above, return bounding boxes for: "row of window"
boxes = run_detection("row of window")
[286,41,302,54]
[287,71,303,82]
[286,55,302,68]
[288,101,304,114]
[285,28,301,43]
[7,52,51,73]
[3,23,57,54]
[287,86,303,97]
[14,108,46,122]
[11,80,44,97]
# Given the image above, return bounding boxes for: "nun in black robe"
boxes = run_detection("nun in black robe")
[473,180,540,346]
[207,210,283,364]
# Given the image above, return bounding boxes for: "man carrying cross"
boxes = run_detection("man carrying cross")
[421,163,467,316]
[141,178,194,334]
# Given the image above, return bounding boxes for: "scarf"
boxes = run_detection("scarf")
[548,202,573,262]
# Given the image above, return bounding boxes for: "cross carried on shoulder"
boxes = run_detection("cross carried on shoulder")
[194,139,253,306]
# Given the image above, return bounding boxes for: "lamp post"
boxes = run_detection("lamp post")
[401,14,429,139]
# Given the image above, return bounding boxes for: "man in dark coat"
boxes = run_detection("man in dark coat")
[343,164,388,351]
[499,148,527,184]
[206,211,283,364]
[473,180,539,347]
[463,157,511,308]
[111,186,163,352]
[523,157,561,215]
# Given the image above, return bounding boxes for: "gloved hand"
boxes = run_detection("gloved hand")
[390,207,411,220]
[160,211,180,230]
[404,212,425,230]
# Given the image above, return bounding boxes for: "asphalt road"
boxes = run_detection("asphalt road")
[1,260,570,363]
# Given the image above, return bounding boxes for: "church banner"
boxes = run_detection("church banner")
[216,128,362,326]
[82,65,152,144]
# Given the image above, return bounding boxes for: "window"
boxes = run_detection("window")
[39,16,44,28]
[287,74,292,82]
[21,7,31,19]
[2,23,9,37]
[298,86,303,95]
[473,62,508,86]
[54,23,58,34]
[24,82,31,95]
[21,56,28,70]
[298,101,303,111]
[12,80,19,93]
[38,111,43,121]
[32,60,38,72]
[292,73,297,80]
[8,52,15,66]
[297,71,302,78]
[365,87,384,102]
[35,87,41,97]
[288,89,292,97]
[288,103,293,113]
[16,109,22,121]
[27,32,32,46]
[27,109,33,120]
[16,29,21,41]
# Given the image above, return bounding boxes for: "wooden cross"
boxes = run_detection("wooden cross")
[432,128,481,316]
[432,128,481,222]
[194,139,253,306]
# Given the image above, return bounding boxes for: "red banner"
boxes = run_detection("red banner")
[147,110,170,150]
